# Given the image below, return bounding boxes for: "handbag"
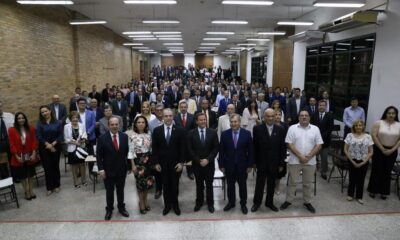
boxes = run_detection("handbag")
[75,146,88,160]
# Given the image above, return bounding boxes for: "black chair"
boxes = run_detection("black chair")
[331,124,341,141]
[213,169,226,200]
[327,140,349,193]
[0,177,19,209]
[391,161,400,200]
[34,163,45,186]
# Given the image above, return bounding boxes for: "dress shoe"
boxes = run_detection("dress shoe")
[173,206,181,216]
[155,190,162,199]
[194,204,202,212]
[105,211,112,220]
[241,205,248,215]
[162,207,171,216]
[223,203,235,211]
[139,209,147,214]
[321,174,327,180]
[304,203,316,214]
[251,204,260,212]
[280,201,291,210]
[208,205,215,213]
[265,204,279,212]
[145,206,151,211]
[381,195,387,200]
[30,194,37,199]
[119,209,129,217]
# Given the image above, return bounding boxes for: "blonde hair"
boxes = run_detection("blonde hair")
[351,119,365,133]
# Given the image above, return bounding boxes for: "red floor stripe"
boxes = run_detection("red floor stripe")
[1,211,400,224]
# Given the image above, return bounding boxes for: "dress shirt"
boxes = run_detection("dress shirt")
[285,123,324,165]
[198,127,206,142]
[343,106,365,128]
[232,128,240,147]
[203,110,209,128]
[164,124,173,139]
[325,99,330,112]
[54,104,59,120]
[266,124,274,135]
[149,118,163,133]
[295,98,301,114]
[110,132,119,148]
[79,111,86,131]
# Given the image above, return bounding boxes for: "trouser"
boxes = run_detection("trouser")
[152,169,163,192]
[71,163,87,186]
[319,147,329,175]
[40,146,61,191]
[104,175,126,211]
[253,167,277,206]
[368,145,397,195]
[193,165,215,206]
[286,164,316,204]
[161,170,181,208]
[348,160,369,199]
[226,166,247,206]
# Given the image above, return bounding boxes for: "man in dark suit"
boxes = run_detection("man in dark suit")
[49,95,67,124]
[187,113,219,213]
[69,93,80,112]
[270,87,287,113]
[110,91,129,131]
[218,90,232,116]
[319,90,334,113]
[137,88,148,111]
[287,88,306,125]
[304,97,318,117]
[311,100,334,179]
[169,85,181,110]
[152,108,186,216]
[101,83,110,104]
[251,109,287,213]
[195,99,218,129]
[240,90,251,108]
[88,98,104,138]
[88,84,102,106]
[126,89,140,127]
[231,93,243,115]
[219,114,254,214]
[97,117,130,220]
[192,89,204,111]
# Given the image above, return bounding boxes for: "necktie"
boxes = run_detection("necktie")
[113,134,118,151]
[200,129,205,144]
[320,113,323,120]
[233,131,238,148]
[182,114,186,127]
[166,127,171,144]
[312,106,315,113]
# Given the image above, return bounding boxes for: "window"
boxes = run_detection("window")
[304,34,375,120]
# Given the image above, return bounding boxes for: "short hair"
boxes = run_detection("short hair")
[77,97,86,104]
[103,105,112,111]
[229,113,241,122]
[318,100,326,105]
[155,104,164,110]
[195,112,206,121]
[108,116,119,125]
[351,119,366,133]
[351,96,358,101]
[69,111,80,121]
[133,115,149,134]
[179,101,188,107]
[163,108,173,116]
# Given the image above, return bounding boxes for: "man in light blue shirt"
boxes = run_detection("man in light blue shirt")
[343,97,365,138]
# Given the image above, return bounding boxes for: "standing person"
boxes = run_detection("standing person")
[274,110,288,195]
[99,106,123,136]
[217,104,236,139]
[241,100,260,136]
[271,100,285,123]
[219,114,254,214]
[152,108,185,216]
[128,116,154,214]
[311,100,334,180]
[343,97,365,138]
[320,90,334,113]
[368,106,400,199]
[280,110,323,214]
[195,99,217,129]
[101,83,111,105]
[36,105,63,195]
[304,97,318,117]
[0,101,14,179]
[97,117,130,220]
[110,91,129,131]
[218,90,232,116]
[127,89,140,127]
[8,112,38,200]
[251,109,286,213]
[136,101,156,123]
[344,120,373,204]
[187,113,219,213]
[179,89,197,115]
[287,88,306,125]
[64,112,87,188]
[89,84,102,106]
[48,95,67,124]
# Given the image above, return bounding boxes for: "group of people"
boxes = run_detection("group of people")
[0,69,399,221]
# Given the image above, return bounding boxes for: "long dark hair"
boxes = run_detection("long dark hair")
[13,112,31,135]
[133,115,149,134]
[38,105,56,123]
[381,106,399,122]
[246,99,258,116]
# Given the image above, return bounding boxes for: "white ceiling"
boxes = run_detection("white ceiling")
[66,0,318,54]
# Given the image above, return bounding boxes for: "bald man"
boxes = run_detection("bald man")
[49,95,67,124]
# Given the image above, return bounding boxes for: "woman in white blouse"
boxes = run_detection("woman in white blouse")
[135,101,156,123]
[368,106,400,199]
[344,120,373,204]
[241,99,260,136]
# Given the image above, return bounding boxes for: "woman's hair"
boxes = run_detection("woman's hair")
[38,105,56,123]
[351,119,366,133]
[246,99,258,116]
[13,112,30,135]
[380,106,399,122]
[133,115,149,134]
[272,99,281,110]
[69,111,80,122]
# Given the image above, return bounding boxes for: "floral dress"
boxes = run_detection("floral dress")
[128,132,154,192]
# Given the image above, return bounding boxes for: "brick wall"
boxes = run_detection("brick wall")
[0,0,141,122]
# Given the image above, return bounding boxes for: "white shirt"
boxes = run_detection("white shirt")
[295,98,301,114]
[285,123,324,165]
[79,111,86,131]
[0,112,15,131]
[54,104,59,120]
[217,115,231,139]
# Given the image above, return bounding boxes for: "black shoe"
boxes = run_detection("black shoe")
[140,209,147,214]
[266,204,279,212]
[145,206,151,211]
[155,190,162,199]
[30,195,37,199]
[251,204,260,212]
[381,195,387,200]
[162,207,171,216]
[173,206,181,216]
[188,174,194,180]
[119,209,130,217]
[321,174,327,180]
[105,211,112,220]
[194,204,202,212]
[223,203,235,211]
[304,203,316,214]
[208,205,215,213]
[369,193,376,199]
[280,201,291,210]
[241,205,248,215]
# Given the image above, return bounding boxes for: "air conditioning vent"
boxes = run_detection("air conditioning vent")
[318,11,378,33]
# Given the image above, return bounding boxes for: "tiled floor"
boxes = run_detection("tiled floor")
[1,158,400,239]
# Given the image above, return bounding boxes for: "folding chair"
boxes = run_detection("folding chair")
[0,177,19,208]
[327,140,349,193]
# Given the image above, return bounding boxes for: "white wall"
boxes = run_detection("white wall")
[213,55,231,69]
[292,42,307,89]
[150,55,161,68]
[266,40,274,86]
[184,55,195,68]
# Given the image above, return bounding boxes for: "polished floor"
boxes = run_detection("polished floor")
[1,157,400,240]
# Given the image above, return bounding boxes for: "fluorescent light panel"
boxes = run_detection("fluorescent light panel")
[222,1,274,6]
[132,38,157,40]
[124,0,176,4]
[69,20,106,25]
[153,31,181,34]
[200,43,221,45]
[143,20,180,24]
[247,38,270,41]
[277,21,313,26]
[199,47,216,49]
[313,1,365,8]
[155,35,181,38]
[203,38,227,41]
[128,35,155,38]
[237,43,256,46]
[206,32,235,35]
[123,43,144,46]
[132,47,150,49]
[139,49,155,52]
[144,52,157,54]
[17,0,73,4]
[163,43,183,45]
[160,53,174,56]
[123,31,151,35]
[257,31,286,35]
[212,20,248,24]
[158,38,183,40]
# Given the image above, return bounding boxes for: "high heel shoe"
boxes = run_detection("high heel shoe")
[30,194,37,199]
[145,206,151,211]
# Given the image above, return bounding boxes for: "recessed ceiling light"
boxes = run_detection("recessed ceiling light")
[200,43,221,45]
[158,38,183,40]
[206,32,235,35]
[153,31,181,34]
[144,52,158,54]
[313,1,365,8]
[199,47,216,49]
[203,38,227,41]
[169,49,184,52]
[124,0,176,4]
[123,43,144,46]
[143,20,180,24]
[222,1,274,5]
[246,38,270,41]
[257,31,286,35]
[163,43,183,45]
[196,52,210,54]
[132,47,150,49]
[133,38,157,40]
[277,21,314,26]
[237,43,256,46]
[123,31,152,35]
[212,20,248,24]
[160,53,174,56]
[17,0,73,4]
[69,20,107,25]
[128,35,155,38]
[139,49,155,52]
[155,35,181,38]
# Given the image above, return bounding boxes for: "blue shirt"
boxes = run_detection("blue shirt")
[343,106,365,128]
[36,120,63,145]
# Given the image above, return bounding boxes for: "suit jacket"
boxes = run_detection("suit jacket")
[218,98,232,116]
[304,105,318,116]
[257,101,269,117]
[219,128,254,174]
[191,96,204,110]
[318,97,335,113]
[137,95,148,112]
[187,128,219,168]
[194,109,217,129]
[179,98,197,115]
[101,88,109,103]
[152,125,185,170]
[287,97,307,123]
[173,113,195,131]
[99,115,123,136]
[311,112,334,148]
[217,114,231,139]
[81,110,96,141]
[253,124,286,171]
[88,91,102,105]
[126,92,141,116]
[96,131,129,177]
[89,107,104,122]
[169,91,182,109]
[69,102,78,113]
[232,101,243,115]
[49,103,68,124]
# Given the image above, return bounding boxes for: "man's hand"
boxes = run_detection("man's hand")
[132,166,138,174]
[299,155,308,164]
[175,163,183,172]
[220,168,225,173]
[99,171,106,179]
[200,159,209,167]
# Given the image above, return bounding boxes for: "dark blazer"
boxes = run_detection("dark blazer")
[152,125,185,170]
[69,102,78,113]
[173,113,195,131]
[126,92,141,116]
[89,91,102,105]
[218,98,232,116]
[232,101,244,115]
[194,109,217,129]
[270,95,287,113]
[187,128,219,167]
[169,91,182,109]
[304,105,318,116]
[89,107,104,122]
[49,103,68,124]
[218,128,254,174]
[137,95,148,112]
[253,124,286,170]
[101,88,109,103]
[311,112,334,148]
[96,131,129,177]
[287,97,307,123]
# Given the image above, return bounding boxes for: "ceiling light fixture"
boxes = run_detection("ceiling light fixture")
[203,38,227,41]
[132,47,150,49]
[155,35,181,38]
[153,31,181,34]
[257,31,286,35]
[144,52,158,54]
[69,20,107,25]
[139,49,155,52]
[123,31,152,35]
[123,43,144,46]
[277,20,314,26]
[132,38,157,40]
[313,1,365,8]
[158,38,183,40]
[222,1,274,6]
[160,53,174,56]
[143,20,180,24]
[246,38,270,41]
[124,0,177,4]
[184,53,195,56]
[206,32,235,35]
[128,35,155,38]
[212,20,248,24]
[17,0,73,4]
[199,47,216,49]
[200,43,221,45]
[237,43,256,46]
[163,43,183,45]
